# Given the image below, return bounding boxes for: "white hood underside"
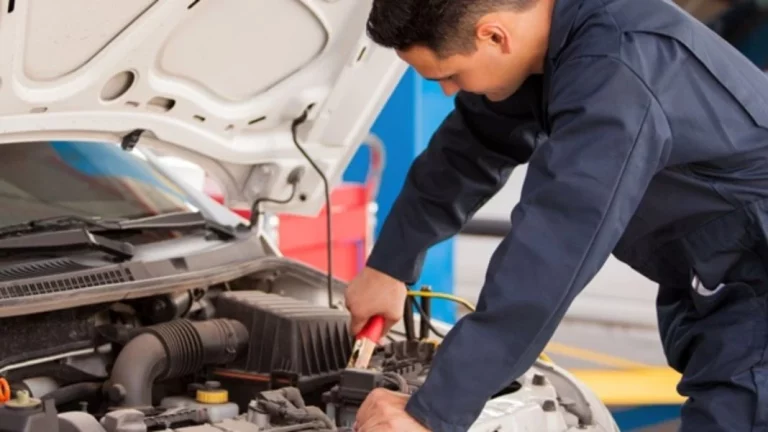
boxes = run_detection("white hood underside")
[0,0,407,214]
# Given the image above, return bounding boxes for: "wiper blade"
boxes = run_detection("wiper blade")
[0,229,133,260]
[0,212,245,261]
[113,211,246,240]
[0,215,119,238]
[0,212,245,241]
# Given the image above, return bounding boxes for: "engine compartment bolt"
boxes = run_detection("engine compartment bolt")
[17,391,29,404]
[542,400,557,412]
[5,390,41,409]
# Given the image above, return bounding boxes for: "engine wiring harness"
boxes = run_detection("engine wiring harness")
[402,287,554,364]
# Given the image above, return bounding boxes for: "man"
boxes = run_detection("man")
[345,0,768,430]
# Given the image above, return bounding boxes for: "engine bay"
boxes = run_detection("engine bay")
[0,260,613,432]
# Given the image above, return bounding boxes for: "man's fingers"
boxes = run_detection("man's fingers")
[357,389,389,424]
[355,389,375,425]
[383,318,398,337]
[356,411,386,432]
[357,419,389,432]
[357,391,401,432]
[350,313,368,335]
[348,299,369,335]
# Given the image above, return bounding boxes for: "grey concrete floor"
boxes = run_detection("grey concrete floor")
[549,320,668,368]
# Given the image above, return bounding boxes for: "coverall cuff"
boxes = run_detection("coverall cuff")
[365,244,420,284]
[405,390,471,432]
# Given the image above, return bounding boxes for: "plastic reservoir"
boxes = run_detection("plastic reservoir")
[160,396,239,423]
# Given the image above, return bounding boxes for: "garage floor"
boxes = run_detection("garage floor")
[453,234,682,431]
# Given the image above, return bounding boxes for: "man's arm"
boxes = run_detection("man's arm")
[366,81,542,285]
[405,55,672,431]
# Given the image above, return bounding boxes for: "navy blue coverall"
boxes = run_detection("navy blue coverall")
[365,0,768,430]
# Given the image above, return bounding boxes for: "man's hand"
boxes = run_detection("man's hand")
[345,266,406,335]
[355,388,429,432]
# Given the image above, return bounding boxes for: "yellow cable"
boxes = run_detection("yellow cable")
[403,291,684,405]
[407,290,477,312]
[406,291,555,363]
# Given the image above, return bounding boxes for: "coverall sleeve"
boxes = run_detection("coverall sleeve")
[366,85,541,284]
[405,56,672,431]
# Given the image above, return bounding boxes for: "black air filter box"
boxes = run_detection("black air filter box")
[214,291,353,391]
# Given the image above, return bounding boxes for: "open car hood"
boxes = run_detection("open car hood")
[0,0,407,215]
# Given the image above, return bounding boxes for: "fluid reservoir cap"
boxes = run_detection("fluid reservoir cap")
[5,390,41,409]
[196,388,228,404]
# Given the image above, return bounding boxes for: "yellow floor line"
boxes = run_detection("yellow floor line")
[567,367,685,405]
[544,341,655,370]
[540,342,684,406]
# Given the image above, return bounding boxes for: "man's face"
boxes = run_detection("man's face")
[396,10,550,102]
[397,45,530,101]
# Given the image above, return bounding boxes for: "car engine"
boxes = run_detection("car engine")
[0,259,617,432]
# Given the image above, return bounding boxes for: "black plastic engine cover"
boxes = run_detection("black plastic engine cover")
[0,398,58,432]
[213,291,353,391]
[0,304,105,373]
[321,341,438,427]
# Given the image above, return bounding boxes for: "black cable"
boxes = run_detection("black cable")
[290,105,334,308]
[411,299,445,339]
[419,287,431,340]
[252,184,299,211]
[403,296,416,340]
[249,183,298,226]
[41,382,102,406]
[382,372,410,394]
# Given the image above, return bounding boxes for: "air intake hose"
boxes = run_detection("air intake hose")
[108,318,248,408]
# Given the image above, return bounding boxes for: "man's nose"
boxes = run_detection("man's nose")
[439,81,459,96]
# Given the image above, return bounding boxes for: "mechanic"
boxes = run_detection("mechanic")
[343,0,768,431]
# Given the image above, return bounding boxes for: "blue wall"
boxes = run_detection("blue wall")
[344,69,458,323]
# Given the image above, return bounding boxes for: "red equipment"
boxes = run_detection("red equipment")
[203,136,384,283]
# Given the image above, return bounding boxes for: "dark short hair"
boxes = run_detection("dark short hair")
[366,0,534,56]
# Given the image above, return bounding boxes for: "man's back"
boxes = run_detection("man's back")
[565,0,768,289]
[551,2,768,429]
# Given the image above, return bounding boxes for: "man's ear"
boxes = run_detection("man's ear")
[476,22,511,53]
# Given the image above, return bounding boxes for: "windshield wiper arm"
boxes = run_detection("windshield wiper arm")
[0,216,120,238]
[0,211,247,261]
[112,211,246,240]
[0,212,245,241]
[0,229,134,260]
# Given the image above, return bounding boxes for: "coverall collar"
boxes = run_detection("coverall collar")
[547,0,583,60]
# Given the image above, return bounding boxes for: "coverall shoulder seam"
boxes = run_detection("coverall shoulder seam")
[516,58,663,371]
[517,99,655,372]
[556,53,673,140]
